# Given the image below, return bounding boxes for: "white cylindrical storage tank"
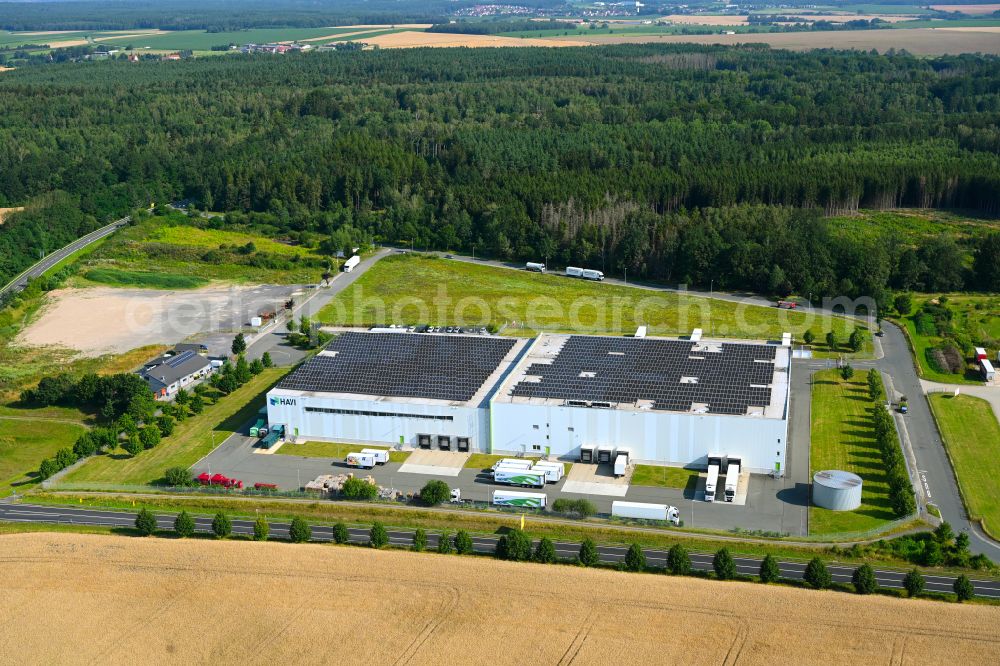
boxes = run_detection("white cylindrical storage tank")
[812,470,863,511]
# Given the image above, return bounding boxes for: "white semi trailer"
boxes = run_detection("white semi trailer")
[342,254,361,272]
[532,461,565,482]
[611,501,680,525]
[492,490,547,509]
[525,262,546,272]
[345,452,376,469]
[725,461,741,502]
[705,457,721,502]
[530,464,562,483]
[494,468,546,488]
[565,266,605,281]
[613,453,629,477]
[491,459,533,475]
[360,448,390,465]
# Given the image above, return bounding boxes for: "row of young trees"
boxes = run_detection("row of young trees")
[2,46,1000,300]
[868,370,918,519]
[132,508,978,601]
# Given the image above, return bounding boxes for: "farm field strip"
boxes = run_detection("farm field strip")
[2,532,1000,663]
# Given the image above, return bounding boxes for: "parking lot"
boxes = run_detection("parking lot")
[193,433,804,535]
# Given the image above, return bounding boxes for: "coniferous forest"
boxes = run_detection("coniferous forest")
[2,45,1000,303]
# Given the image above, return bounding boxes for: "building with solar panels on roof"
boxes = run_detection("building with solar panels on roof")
[491,333,790,475]
[266,332,529,451]
[141,346,214,398]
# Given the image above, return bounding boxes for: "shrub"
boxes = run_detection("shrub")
[174,510,195,538]
[437,531,453,554]
[804,557,832,589]
[369,521,388,548]
[341,477,378,501]
[54,447,77,469]
[72,432,97,458]
[852,563,877,594]
[37,458,60,480]
[135,508,158,536]
[553,498,597,517]
[534,537,556,564]
[212,512,232,539]
[623,543,646,572]
[803,330,815,345]
[454,530,473,555]
[954,574,974,602]
[156,415,175,437]
[759,554,780,583]
[840,364,854,380]
[496,529,532,561]
[332,522,349,544]
[253,515,269,541]
[419,480,451,506]
[667,544,691,576]
[412,528,427,552]
[894,293,912,315]
[579,538,600,567]
[289,516,311,543]
[903,568,925,597]
[713,548,736,580]
[164,466,192,487]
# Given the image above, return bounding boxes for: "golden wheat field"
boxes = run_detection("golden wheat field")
[1,532,999,664]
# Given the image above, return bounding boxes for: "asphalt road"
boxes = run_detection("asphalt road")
[0,216,129,299]
[2,503,997,599]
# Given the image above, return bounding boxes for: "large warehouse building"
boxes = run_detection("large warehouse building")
[266,330,789,473]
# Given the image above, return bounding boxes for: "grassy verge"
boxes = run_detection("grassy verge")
[318,254,858,340]
[929,394,1000,539]
[0,419,87,495]
[631,464,699,490]
[901,316,981,385]
[809,369,896,535]
[62,368,288,485]
[82,268,209,290]
[276,441,410,464]
[27,491,991,576]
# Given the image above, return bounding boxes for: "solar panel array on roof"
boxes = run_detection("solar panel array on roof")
[511,337,776,415]
[278,332,516,402]
[165,350,196,368]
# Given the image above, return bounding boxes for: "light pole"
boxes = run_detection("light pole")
[710,279,713,295]
[472,243,476,260]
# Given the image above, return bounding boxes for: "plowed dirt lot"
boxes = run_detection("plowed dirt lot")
[1,532,998,664]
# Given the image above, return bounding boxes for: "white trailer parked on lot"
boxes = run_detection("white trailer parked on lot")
[492,490,547,509]
[530,464,562,483]
[494,468,546,488]
[342,254,361,272]
[525,262,546,272]
[345,452,376,469]
[360,449,390,465]
[725,460,741,502]
[491,459,533,474]
[532,461,565,482]
[611,501,680,525]
[614,453,629,477]
[705,457,721,502]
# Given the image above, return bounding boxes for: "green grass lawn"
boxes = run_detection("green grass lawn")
[630,464,699,491]
[0,418,87,495]
[82,268,209,290]
[63,368,288,486]
[827,209,1000,245]
[809,369,897,535]
[276,441,410,463]
[318,254,858,341]
[929,394,1000,538]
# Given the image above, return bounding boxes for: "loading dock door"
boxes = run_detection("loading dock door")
[438,435,452,451]
[580,446,593,463]
[597,449,612,464]
[457,437,470,452]
[418,434,432,449]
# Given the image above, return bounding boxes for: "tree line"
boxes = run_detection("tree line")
[2,45,999,304]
